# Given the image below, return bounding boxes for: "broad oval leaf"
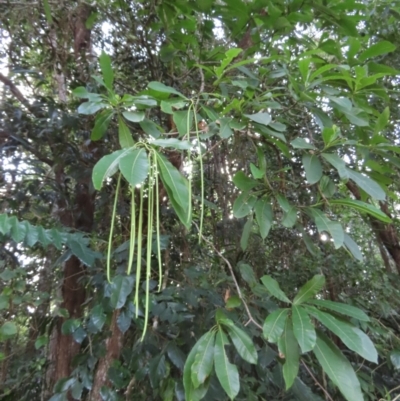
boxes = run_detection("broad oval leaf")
[122,111,145,123]
[119,148,149,187]
[99,51,114,89]
[293,275,325,305]
[244,112,271,126]
[278,319,300,390]
[110,275,134,309]
[232,171,259,191]
[261,275,291,304]
[173,110,193,136]
[263,308,289,343]
[255,198,273,239]
[221,322,258,364]
[92,149,131,190]
[77,101,106,115]
[310,308,377,363]
[291,306,316,353]
[191,330,215,388]
[232,192,256,218]
[302,154,322,185]
[345,168,386,200]
[0,321,17,336]
[148,81,187,98]
[308,299,369,322]
[313,332,364,401]
[118,116,135,148]
[214,329,240,400]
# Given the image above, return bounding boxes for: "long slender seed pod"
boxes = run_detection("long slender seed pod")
[142,170,154,341]
[153,151,162,292]
[193,101,204,242]
[107,174,121,283]
[134,185,144,317]
[127,187,136,275]
[186,103,193,227]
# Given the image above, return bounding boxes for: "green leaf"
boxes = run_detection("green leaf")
[148,81,187,98]
[345,168,386,200]
[110,275,134,309]
[232,171,258,191]
[291,138,316,150]
[78,101,106,115]
[375,106,390,134]
[278,319,300,390]
[281,207,297,228]
[183,334,211,401]
[122,111,145,123]
[263,308,289,343]
[343,233,363,261]
[255,198,273,239]
[43,0,53,23]
[322,126,340,146]
[91,109,113,140]
[140,119,163,138]
[118,116,135,148]
[322,153,348,178]
[119,148,149,187]
[214,328,240,400]
[308,209,344,249]
[149,355,167,389]
[329,199,391,223]
[239,263,257,287]
[293,275,325,305]
[308,299,370,322]
[244,112,271,126]
[250,163,263,179]
[10,216,26,242]
[390,350,400,370]
[61,319,80,335]
[151,138,192,150]
[261,275,291,304]
[313,332,364,401]
[156,153,191,228]
[191,330,215,388]
[0,321,17,336]
[173,110,193,136]
[35,335,48,350]
[291,306,316,353]
[221,322,258,364]
[232,192,256,218]
[99,52,113,89]
[302,155,322,185]
[0,214,11,235]
[359,40,396,63]
[92,149,130,190]
[310,309,377,363]
[225,295,241,309]
[240,216,253,251]
[67,239,98,266]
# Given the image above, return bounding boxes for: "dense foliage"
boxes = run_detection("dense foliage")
[1,0,400,400]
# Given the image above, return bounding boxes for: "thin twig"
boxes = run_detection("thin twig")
[301,360,334,401]
[193,222,263,330]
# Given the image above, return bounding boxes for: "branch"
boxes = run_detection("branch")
[301,360,334,401]
[0,72,37,115]
[193,222,263,330]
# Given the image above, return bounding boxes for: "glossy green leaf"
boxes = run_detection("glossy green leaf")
[293,275,325,305]
[343,233,363,261]
[222,321,258,364]
[322,153,348,178]
[219,117,234,138]
[67,239,99,266]
[214,328,240,400]
[140,119,162,138]
[232,171,258,191]
[232,192,256,218]
[390,350,400,370]
[148,81,186,98]
[118,116,135,148]
[240,216,252,251]
[92,149,130,190]
[310,308,377,363]
[91,109,113,140]
[99,52,113,89]
[345,168,386,200]
[302,154,323,185]
[183,334,211,401]
[291,138,316,150]
[0,321,17,336]
[330,199,391,223]
[78,101,106,115]
[122,111,145,123]
[281,206,297,228]
[244,112,271,126]
[359,40,396,63]
[151,138,192,150]
[225,295,241,308]
[110,275,134,309]
[308,209,344,249]
[255,198,273,239]
[0,214,11,235]
[119,148,149,187]
[173,110,193,136]
[278,319,300,390]
[291,306,316,353]
[191,330,215,388]
[313,332,363,401]
[263,308,289,342]
[261,275,291,304]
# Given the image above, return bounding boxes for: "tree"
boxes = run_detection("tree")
[0,0,400,400]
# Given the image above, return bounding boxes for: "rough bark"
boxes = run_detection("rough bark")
[90,310,124,401]
[346,180,400,273]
